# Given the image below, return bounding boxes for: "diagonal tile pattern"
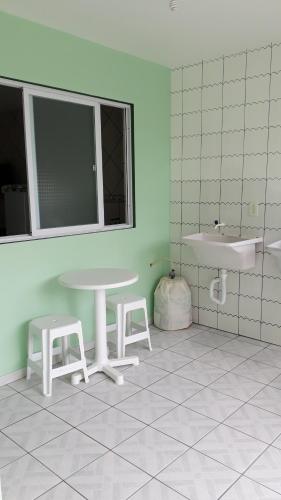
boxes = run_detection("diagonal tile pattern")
[151,405,218,446]
[114,426,187,475]
[47,391,109,426]
[183,386,243,421]
[222,476,281,499]
[246,446,281,494]
[0,432,25,468]
[157,448,239,500]
[1,325,281,500]
[148,373,203,403]
[31,428,107,479]
[37,482,85,499]
[2,409,71,451]
[67,451,150,500]
[77,407,145,448]
[225,403,281,443]
[0,454,60,500]
[115,388,176,423]
[194,423,267,473]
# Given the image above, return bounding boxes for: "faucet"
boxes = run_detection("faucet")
[214,220,226,232]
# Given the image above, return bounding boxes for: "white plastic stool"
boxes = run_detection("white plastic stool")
[106,294,152,358]
[27,315,89,396]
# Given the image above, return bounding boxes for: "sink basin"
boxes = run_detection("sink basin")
[267,240,281,269]
[183,232,263,270]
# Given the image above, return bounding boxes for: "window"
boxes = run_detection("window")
[0,78,133,243]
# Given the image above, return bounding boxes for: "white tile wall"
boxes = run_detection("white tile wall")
[170,43,281,345]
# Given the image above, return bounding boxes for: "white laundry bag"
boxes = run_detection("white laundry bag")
[154,275,192,330]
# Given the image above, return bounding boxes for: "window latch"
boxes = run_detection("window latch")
[92,163,97,172]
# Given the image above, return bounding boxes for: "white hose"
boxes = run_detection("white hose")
[209,270,228,305]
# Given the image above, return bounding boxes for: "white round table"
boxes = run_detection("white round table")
[59,268,139,385]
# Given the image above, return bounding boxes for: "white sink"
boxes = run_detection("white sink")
[183,232,263,270]
[267,241,281,269]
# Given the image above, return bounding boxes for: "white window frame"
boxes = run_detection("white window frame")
[0,77,134,243]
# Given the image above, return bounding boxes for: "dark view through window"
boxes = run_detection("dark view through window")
[0,85,30,236]
[33,97,98,229]
[101,104,127,225]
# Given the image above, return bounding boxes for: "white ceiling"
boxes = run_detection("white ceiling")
[1,0,281,67]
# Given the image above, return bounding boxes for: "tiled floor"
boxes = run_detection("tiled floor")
[1,325,281,499]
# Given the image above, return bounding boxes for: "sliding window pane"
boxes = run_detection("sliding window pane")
[0,85,30,236]
[33,97,98,229]
[101,104,127,225]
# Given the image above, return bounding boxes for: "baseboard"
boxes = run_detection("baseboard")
[0,368,26,387]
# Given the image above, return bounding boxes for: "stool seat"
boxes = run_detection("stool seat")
[30,315,80,331]
[27,314,89,397]
[107,294,152,358]
[107,294,144,307]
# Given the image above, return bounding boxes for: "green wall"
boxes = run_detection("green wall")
[0,12,170,377]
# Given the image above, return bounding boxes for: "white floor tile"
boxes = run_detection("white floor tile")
[115,389,176,424]
[157,448,239,500]
[123,340,163,360]
[0,393,41,429]
[78,407,145,448]
[190,330,231,348]
[0,432,25,468]
[122,363,167,388]
[67,451,150,500]
[194,423,267,473]
[38,482,85,499]
[152,405,218,446]
[270,375,281,390]
[246,446,281,495]
[129,479,186,499]
[144,350,191,372]
[250,386,281,416]
[151,330,194,349]
[232,359,281,384]
[84,378,141,405]
[222,476,281,499]
[3,410,71,452]
[175,360,226,385]
[0,455,60,500]
[199,349,244,371]
[210,372,265,401]
[170,339,214,358]
[32,428,106,479]
[22,379,79,408]
[225,403,281,443]
[115,426,187,475]
[0,385,16,401]
[47,391,109,426]
[9,373,42,392]
[183,387,243,421]
[219,339,265,357]
[148,373,203,403]
[251,349,281,369]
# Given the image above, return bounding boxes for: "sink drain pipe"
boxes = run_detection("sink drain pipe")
[209,269,228,305]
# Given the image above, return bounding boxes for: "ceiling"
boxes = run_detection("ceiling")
[1,0,281,67]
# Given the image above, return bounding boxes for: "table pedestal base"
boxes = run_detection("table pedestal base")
[71,355,139,386]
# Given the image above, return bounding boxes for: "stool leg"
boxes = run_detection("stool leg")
[144,304,152,351]
[121,306,127,358]
[126,311,132,336]
[26,330,34,380]
[117,305,124,359]
[62,336,69,365]
[42,331,52,396]
[77,329,89,384]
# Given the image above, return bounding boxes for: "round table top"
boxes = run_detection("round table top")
[59,268,138,291]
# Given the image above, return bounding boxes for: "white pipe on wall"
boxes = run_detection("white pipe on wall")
[209,269,228,305]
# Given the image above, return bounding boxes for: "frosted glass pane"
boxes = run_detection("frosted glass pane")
[33,96,98,229]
